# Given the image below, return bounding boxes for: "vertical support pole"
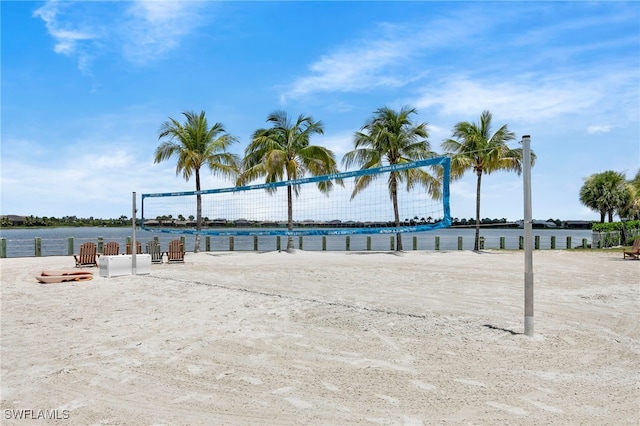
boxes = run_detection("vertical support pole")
[67,237,74,256]
[132,192,137,275]
[35,237,42,257]
[229,236,235,251]
[205,236,211,252]
[322,236,326,251]
[550,235,556,249]
[457,236,463,250]
[254,235,259,251]
[522,135,534,337]
[298,236,303,250]
[367,236,371,251]
[413,236,417,250]
[346,236,350,251]
[534,235,540,250]
[276,236,281,251]
[582,238,588,249]
[0,238,6,258]
[98,237,104,253]
[566,236,572,249]
[519,235,524,250]
[500,236,505,249]
[479,236,485,250]
[435,236,440,251]
[390,236,395,251]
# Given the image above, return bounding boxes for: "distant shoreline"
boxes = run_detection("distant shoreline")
[0,227,594,258]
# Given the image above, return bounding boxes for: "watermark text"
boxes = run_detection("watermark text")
[4,409,70,420]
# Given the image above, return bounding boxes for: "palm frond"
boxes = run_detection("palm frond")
[343,105,438,202]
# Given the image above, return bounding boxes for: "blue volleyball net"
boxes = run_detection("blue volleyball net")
[141,157,450,236]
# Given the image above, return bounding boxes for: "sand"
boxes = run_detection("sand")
[1,249,638,425]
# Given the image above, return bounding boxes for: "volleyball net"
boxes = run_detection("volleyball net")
[141,157,450,236]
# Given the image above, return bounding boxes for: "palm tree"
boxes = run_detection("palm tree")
[342,106,440,251]
[625,170,640,220]
[154,110,239,253]
[239,110,340,251]
[579,170,631,222]
[442,110,533,251]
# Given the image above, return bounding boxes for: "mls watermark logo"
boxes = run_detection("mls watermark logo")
[3,409,70,420]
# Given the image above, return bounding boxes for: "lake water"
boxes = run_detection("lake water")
[0,227,593,258]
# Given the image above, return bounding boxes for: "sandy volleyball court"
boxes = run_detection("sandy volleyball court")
[1,249,638,425]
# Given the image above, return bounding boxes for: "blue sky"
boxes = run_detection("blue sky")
[2,0,639,222]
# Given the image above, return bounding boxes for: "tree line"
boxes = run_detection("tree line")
[154,107,532,252]
[579,170,640,222]
[0,215,131,228]
[0,215,525,229]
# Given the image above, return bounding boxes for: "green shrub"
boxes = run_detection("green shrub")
[592,220,640,248]
[625,220,640,230]
[592,222,622,232]
[592,220,640,232]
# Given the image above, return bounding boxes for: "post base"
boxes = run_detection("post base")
[524,316,534,337]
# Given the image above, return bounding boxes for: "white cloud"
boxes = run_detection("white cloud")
[33,0,210,71]
[1,145,194,218]
[33,1,96,57]
[426,124,448,146]
[413,66,640,130]
[414,76,602,123]
[587,125,612,134]
[280,42,411,102]
[319,131,354,159]
[279,6,638,135]
[279,15,479,102]
[0,105,195,217]
[120,0,208,64]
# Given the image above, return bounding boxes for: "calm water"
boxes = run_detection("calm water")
[0,227,593,258]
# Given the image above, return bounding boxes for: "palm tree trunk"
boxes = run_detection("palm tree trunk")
[287,185,294,251]
[391,174,402,251]
[195,169,202,253]
[474,170,482,251]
